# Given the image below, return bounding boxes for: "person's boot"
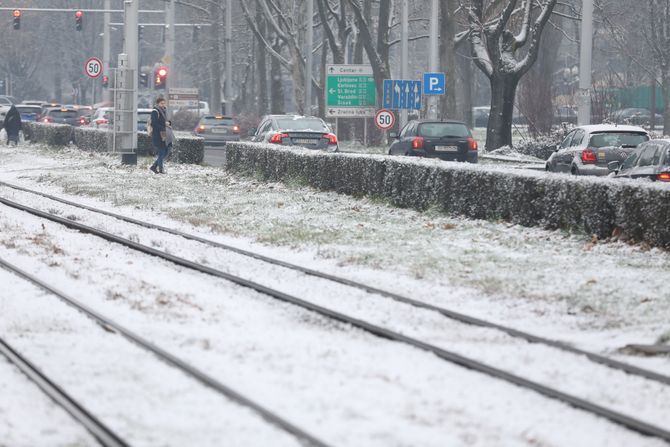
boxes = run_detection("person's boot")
[159,167,165,174]
[150,165,158,174]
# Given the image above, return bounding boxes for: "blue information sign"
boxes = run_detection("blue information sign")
[383,79,422,110]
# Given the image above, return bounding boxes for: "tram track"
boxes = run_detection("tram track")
[1,180,668,386]
[0,258,331,447]
[1,191,669,443]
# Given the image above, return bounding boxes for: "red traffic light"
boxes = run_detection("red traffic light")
[75,10,83,18]
[158,68,167,77]
[13,9,22,18]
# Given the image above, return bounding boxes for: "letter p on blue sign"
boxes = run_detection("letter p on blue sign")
[423,72,446,95]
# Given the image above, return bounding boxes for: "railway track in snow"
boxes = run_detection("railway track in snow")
[1,183,670,442]
[0,258,331,447]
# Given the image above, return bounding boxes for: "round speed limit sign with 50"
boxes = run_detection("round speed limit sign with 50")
[375,109,395,130]
[84,57,103,78]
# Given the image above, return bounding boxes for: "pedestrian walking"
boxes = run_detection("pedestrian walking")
[3,105,22,146]
[149,97,169,174]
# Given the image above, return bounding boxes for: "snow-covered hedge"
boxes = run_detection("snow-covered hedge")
[23,122,73,146]
[70,128,203,163]
[225,142,670,249]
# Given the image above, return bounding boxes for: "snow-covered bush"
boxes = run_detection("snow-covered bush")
[225,142,670,249]
[171,132,204,164]
[24,122,73,146]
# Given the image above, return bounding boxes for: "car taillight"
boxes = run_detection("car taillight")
[467,137,478,151]
[79,117,88,125]
[411,137,424,150]
[324,133,338,145]
[195,125,205,133]
[95,118,108,125]
[42,117,52,123]
[658,172,670,182]
[581,149,597,163]
[232,125,240,134]
[270,133,288,144]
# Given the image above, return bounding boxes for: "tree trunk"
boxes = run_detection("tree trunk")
[256,1,268,116]
[439,0,457,119]
[487,74,518,150]
[209,2,222,114]
[270,41,285,114]
[663,72,670,135]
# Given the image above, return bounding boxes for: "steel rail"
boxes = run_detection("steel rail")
[0,258,330,447]
[0,337,129,447]
[2,180,669,386]
[1,196,669,442]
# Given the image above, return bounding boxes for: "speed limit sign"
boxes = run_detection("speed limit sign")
[375,109,395,130]
[84,57,103,79]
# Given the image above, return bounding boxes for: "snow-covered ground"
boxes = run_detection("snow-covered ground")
[0,143,669,446]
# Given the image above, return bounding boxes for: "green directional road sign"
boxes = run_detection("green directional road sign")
[325,64,376,117]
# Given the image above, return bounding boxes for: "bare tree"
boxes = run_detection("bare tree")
[465,0,558,149]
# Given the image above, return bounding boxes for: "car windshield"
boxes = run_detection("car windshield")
[276,118,327,132]
[16,106,40,113]
[50,111,78,118]
[203,117,234,126]
[589,132,649,148]
[418,122,469,138]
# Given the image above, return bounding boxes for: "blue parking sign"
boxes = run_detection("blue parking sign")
[423,72,446,95]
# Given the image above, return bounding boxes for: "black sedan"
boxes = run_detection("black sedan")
[389,120,478,163]
[610,140,670,182]
[251,115,339,152]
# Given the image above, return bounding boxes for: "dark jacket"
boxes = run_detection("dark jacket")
[150,106,167,148]
[3,106,22,135]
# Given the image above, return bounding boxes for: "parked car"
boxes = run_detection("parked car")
[251,115,338,151]
[15,104,42,122]
[546,124,649,176]
[89,107,114,129]
[609,140,670,182]
[186,101,210,117]
[554,106,578,124]
[137,108,153,132]
[40,107,88,127]
[388,120,478,163]
[473,106,490,127]
[610,108,661,126]
[194,115,240,146]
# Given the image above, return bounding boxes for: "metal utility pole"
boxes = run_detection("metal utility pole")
[578,0,593,126]
[427,0,439,119]
[103,0,111,103]
[400,0,409,129]
[118,0,139,165]
[225,0,233,116]
[304,0,313,116]
[165,0,176,114]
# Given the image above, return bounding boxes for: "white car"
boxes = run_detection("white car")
[90,107,114,129]
[185,101,210,117]
[546,124,650,176]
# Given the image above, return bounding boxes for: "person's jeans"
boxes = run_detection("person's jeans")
[152,142,168,171]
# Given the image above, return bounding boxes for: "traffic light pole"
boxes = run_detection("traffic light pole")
[165,0,176,116]
[103,0,111,103]
[120,0,138,165]
[399,0,409,129]
[578,0,593,126]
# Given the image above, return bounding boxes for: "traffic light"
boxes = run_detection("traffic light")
[75,10,83,31]
[139,72,148,88]
[12,10,21,30]
[102,75,109,88]
[154,66,167,89]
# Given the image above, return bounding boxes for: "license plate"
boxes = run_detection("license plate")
[598,151,606,160]
[212,128,228,134]
[294,138,317,145]
[436,146,459,152]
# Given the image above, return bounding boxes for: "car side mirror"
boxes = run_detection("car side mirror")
[553,144,560,152]
[389,132,398,139]
[607,161,621,172]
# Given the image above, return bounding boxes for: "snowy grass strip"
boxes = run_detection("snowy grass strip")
[225,143,670,249]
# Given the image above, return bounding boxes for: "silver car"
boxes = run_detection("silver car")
[194,115,240,146]
[546,125,649,176]
[251,114,338,152]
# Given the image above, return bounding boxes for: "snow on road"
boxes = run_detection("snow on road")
[1,143,669,446]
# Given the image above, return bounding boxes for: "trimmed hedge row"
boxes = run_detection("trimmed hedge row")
[25,123,204,164]
[225,142,670,249]
[23,122,73,146]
